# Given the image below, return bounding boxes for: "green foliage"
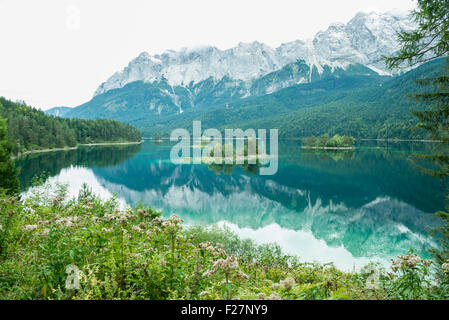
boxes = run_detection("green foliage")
[204,139,264,175]
[383,0,449,272]
[430,202,449,269]
[302,134,355,148]
[0,183,448,300]
[0,97,141,156]
[383,250,435,300]
[384,0,449,69]
[0,119,19,195]
[407,68,449,179]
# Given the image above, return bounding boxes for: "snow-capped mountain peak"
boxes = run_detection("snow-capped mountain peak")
[94,11,415,96]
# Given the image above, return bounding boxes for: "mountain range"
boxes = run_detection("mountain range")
[92,11,414,94]
[46,11,443,139]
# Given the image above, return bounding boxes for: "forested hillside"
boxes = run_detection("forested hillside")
[63,62,384,123]
[64,59,444,140]
[129,72,388,137]
[132,58,445,139]
[0,97,141,155]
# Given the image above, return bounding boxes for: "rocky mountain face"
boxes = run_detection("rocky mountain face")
[94,11,414,96]
[44,106,72,117]
[65,11,415,122]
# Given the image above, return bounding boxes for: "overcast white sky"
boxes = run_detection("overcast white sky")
[0,0,416,110]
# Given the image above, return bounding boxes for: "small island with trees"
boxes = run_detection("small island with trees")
[301,134,355,150]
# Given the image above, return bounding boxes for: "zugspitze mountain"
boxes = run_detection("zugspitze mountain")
[94,11,414,96]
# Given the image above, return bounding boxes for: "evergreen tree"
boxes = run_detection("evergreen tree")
[384,0,449,266]
[384,0,449,69]
[384,0,449,171]
[0,97,141,155]
[0,119,19,195]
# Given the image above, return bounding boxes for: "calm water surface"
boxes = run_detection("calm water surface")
[16,140,447,270]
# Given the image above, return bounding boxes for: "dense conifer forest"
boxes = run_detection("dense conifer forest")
[0,97,141,155]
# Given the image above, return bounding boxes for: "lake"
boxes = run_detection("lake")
[15,140,447,270]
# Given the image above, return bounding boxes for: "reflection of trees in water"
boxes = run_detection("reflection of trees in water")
[16,144,141,190]
[17,140,447,215]
[274,141,448,213]
[301,149,355,162]
[207,161,261,176]
[82,141,447,214]
[409,142,449,179]
[152,138,163,145]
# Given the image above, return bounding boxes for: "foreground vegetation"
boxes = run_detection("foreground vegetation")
[1,0,448,301]
[0,97,141,156]
[0,183,448,300]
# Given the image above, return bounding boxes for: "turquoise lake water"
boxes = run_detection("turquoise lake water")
[16,140,447,270]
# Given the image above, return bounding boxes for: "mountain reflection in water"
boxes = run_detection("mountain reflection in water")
[16,140,446,270]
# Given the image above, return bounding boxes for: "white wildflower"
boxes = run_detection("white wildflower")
[280,277,295,291]
[268,293,282,300]
[270,283,281,290]
[442,261,449,274]
[22,225,38,232]
[199,291,210,297]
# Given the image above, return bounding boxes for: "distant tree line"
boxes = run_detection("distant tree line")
[0,97,141,155]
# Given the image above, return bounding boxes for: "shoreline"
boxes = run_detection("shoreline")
[144,137,442,143]
[301,146,354,150]
[12,140,144,160]
[359,138,441,143]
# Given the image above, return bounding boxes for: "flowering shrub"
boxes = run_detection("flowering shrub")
[383,250,434,300]
[0,183,448,300]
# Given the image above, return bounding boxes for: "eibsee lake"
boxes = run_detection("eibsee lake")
[16,140,447,270]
